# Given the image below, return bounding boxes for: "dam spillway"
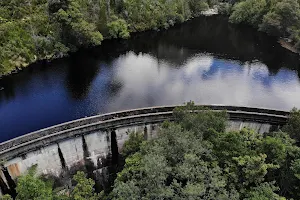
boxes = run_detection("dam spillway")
[0,105,290,195]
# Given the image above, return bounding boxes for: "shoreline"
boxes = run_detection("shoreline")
[1,10,299,79]
[0,7,219,79]
[278,39,300,55]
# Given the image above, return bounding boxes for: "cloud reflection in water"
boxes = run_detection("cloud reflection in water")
[107,51,300,111]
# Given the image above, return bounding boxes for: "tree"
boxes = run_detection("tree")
[233,154,279,186]
[112,105,296,199]
[0,0,222,75]
[113,123,237,199]
[259,0,300,36]
[121,132,144,158]
[54,0,103,48]
[15,166,53,200]
[173,101,228,139]
[259,11,283,36]
[245,182,285,200]
[283,108,300,142]
[71,171,99,200]
[113,108,236,199]
[0,195,13,200]
[229,0,267,26]
[107,16,130,39]
[189,0,209,17]
[274,0,300,35]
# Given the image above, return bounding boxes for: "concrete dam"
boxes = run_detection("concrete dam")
[0,105,290,195]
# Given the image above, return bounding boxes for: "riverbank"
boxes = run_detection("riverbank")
[201,7,218,16]
[1,2,299,80]
[1,0,223,78]
[279,39,300,55]
[0,7,220,79]
[224,0,300,57]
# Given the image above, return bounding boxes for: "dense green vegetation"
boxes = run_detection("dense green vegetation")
[220,0,300,51]
[0,0,215,76]
[1,0,299,76]
[111,104,300,199]
[3,104,300,199]
[1,166,103,200]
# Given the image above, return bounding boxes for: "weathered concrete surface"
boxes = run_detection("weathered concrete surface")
[84,131,111,168]
[0,105,290,196]
[115,125,145,151]
[5,144,62,178]
[59,137,85,171]
[227,121,272,134]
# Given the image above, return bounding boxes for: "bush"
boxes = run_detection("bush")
[122,132,145,158]
[189,0,210,16]
[283,108,300,142]
[259,11,283,36]
[107,17,130,39]
[229,0,267,26]
[217,3,232,15]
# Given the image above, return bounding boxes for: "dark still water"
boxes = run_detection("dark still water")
[0,16,300,142]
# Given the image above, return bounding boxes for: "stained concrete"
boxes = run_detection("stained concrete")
[226,121,272,134]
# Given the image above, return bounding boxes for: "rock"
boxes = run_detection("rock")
[201,8,218,16]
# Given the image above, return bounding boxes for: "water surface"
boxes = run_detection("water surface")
[0,16,299,142]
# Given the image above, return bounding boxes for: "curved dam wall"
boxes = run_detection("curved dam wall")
[0,105,289,195]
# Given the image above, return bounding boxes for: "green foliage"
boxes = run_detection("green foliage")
[123,0,185,31]
[7,167,102,200]
[173,101,228,139]
[0,0,68,76]
[107,17,130,39]
[0,195,13,200]
[112,105,300,199]
[0,0,217,76]
[217,3,232,15]
[259,11,283,36]
[245,182,285,200]
[54,0,103,48]
[283,108,300,142]
[16,166,53,200]
[113,122,236,199]
[121,132,145,158]
[1,0,300,76]
[233,154,279,185]
[71,171,99,200]
[260,0,300,36]
[229,0,267,26]
[189,0,209,17]
[227,0,300,50]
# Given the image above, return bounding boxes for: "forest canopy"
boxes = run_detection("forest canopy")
[111,104,300,200]
[0,0,214,76]
[1,0,300,76]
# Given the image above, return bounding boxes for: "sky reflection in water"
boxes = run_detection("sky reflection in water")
[107,51,300,112]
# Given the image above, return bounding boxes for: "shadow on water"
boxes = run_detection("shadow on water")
[125,15,300,72]
[65,53,101,100]
[86,15,300,75]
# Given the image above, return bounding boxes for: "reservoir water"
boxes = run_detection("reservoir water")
[0,16,299,142]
